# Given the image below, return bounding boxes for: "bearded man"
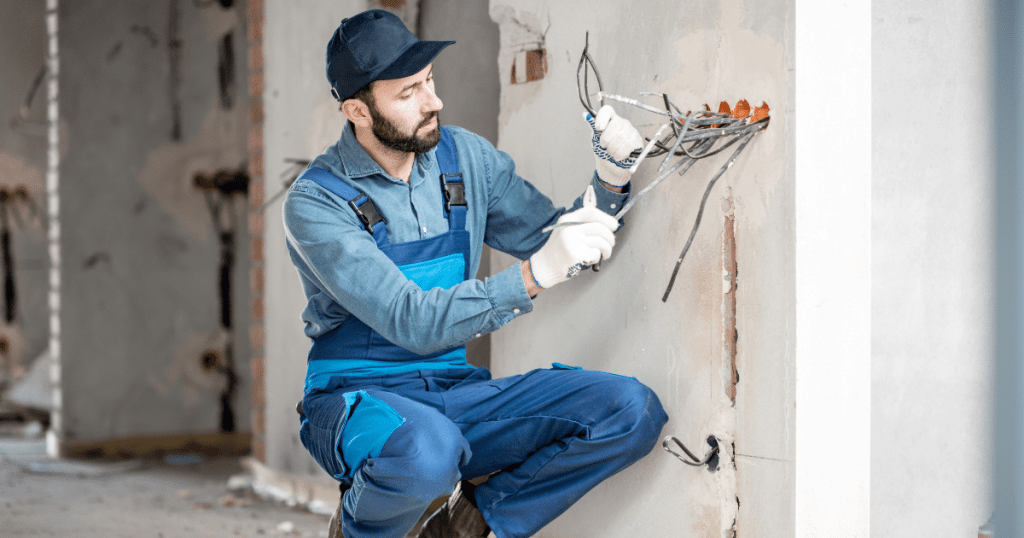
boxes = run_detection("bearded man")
[282,9,668,538]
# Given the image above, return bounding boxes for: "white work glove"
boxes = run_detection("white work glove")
[529,186,620,289]
[585,105,645,187]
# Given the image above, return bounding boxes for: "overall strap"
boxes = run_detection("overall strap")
[436,127,467,231]
[299,166,389,244]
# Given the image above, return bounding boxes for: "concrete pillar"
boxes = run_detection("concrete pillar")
[261,0,364,481]
[50,0,252,456]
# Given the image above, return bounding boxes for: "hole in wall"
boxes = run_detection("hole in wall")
[200,349,222,372]
[510,49,546,84]
[705,436,720,472]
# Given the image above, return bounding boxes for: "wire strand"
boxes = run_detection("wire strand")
[574,34,768,300]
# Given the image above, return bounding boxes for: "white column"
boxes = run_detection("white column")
[794,1,871,536]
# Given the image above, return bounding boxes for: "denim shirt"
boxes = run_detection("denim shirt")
[282,123,629,356]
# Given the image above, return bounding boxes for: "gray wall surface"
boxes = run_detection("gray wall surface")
[56,0,251,445]
[488,0,794,536]
[262,0,363,481]
[0,0,50,388]
[420,0,500,368]
[871,0,994,535]
[256,0,997,534]
[420,0,500,146]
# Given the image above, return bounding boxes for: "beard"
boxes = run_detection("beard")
[368,105,442,154]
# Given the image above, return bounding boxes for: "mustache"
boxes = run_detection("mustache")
[417,112,438,130]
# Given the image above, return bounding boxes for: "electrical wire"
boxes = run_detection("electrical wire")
[574,34,768,301]
[663,435,719,467]
[576,32,605,118]
[661,130,759,302]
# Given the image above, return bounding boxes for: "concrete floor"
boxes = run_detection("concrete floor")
[0,422,332,538]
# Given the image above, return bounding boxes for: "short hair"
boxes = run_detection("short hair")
[349,82,375,107]
[342,82,377,132]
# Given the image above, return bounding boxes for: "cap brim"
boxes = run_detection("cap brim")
[376,40,455,81]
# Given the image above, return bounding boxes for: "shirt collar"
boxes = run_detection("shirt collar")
[337,122,437,185]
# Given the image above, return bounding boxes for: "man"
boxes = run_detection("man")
[283,9,668,538]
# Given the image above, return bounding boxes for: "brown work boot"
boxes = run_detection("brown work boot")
[417,481,491,538]
[328,484,347,538]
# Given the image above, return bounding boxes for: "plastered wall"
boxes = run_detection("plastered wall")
[262,0,362,481]
[0,1,50,391]
[488,1,794,536]
[255,0,996,534]
[871,1,994,535]
[54,0,251,447]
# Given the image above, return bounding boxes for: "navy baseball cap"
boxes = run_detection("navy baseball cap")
[326,10,455,102]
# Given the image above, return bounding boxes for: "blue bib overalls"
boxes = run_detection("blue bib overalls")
[296,128,668,538]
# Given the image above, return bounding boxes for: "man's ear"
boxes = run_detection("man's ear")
[342,99,372,129]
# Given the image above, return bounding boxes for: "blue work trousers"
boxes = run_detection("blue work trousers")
[301,365,668,538]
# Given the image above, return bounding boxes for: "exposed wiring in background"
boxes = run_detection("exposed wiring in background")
[20,66,46,119]
[258,158,310,212]
[194,170,249,432]
[571,33,770,301]
[0,188,38,323]
[8,65,47,137]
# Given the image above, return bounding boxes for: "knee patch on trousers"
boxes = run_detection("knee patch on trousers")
[299,389,406,480]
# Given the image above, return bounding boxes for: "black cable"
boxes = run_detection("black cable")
[662,131,758,302]
[574,33,768,301]
[576,32,604,117]
[663,436,719,467]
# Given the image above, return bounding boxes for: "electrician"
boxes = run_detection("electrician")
[282,9,668,538]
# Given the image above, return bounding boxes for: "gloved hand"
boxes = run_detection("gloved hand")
[529,185,620,289]
[585,105,645,187]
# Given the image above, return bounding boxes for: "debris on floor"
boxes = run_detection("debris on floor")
[0,420,330,538]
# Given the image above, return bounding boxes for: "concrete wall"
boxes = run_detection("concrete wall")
[0,0,50,390]
[871,0,994,535]
[254,0,996,534]
[55,0,251,447]
[420,0,501,368]
[488,1,794,536]
[261,0,361,481]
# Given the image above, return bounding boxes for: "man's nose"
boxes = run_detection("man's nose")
[424,86,443,113]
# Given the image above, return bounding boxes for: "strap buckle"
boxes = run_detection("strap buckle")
[348,196,383,234]
[440,173,467,213]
